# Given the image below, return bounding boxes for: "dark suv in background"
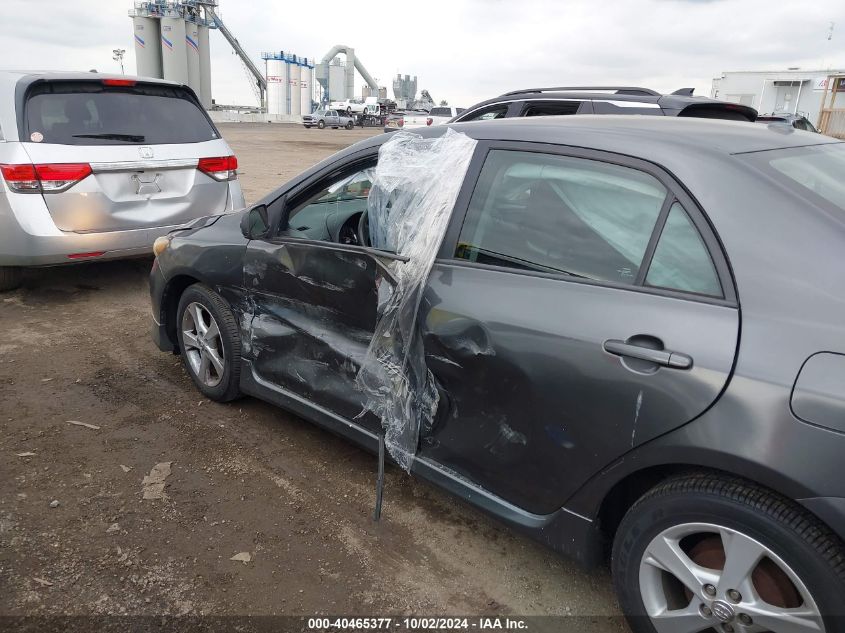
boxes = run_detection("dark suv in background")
[450,85,757,123]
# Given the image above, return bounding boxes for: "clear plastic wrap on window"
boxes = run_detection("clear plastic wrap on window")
[355,129,478,472]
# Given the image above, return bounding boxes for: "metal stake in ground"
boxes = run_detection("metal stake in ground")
[373,432,385,521]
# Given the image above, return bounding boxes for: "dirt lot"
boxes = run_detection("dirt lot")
[0,123,622,625]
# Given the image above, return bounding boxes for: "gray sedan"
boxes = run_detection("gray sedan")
[151,116,845,632]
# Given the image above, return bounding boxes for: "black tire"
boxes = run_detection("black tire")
[345,121,353,130]
[613,473,845,632]
[0,266,22,292]
[317,120,325,129]
[176,283,241,402]
[346,106,352,115]
[304,125,311,129]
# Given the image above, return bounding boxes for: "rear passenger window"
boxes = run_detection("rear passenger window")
[521,101,582,117]
[455,150,668,284]
[458,104,509,122]
[646,203,722,297]
[592,100,663,116]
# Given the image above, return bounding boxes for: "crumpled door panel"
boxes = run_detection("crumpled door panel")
[243,240,382,427]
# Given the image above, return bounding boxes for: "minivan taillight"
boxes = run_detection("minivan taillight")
[197,156,238,182]
[0,163,92,193]
[426,118,433,126]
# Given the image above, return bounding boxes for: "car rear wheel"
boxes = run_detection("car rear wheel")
[0,266,22,292]
[317,120,325,129]
[612,473,845,633]
[176,284,241,402]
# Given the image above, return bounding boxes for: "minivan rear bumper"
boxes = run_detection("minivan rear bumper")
[0,217,180,266]
[0,182,244,267]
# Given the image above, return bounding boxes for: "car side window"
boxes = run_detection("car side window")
[455,150,668,284]
[592,100,662,116]
[458,104,509,122]
[521,101,582,117]
[794,118,817,133]
[645,202,722,297]
[284,166,374,243]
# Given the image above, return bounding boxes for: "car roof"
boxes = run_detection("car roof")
[757,112,803,120]
[0,69,182,87]
[350,115,838,171]
[455,88,759,123]
[461,88,735,109]
[450,115,836,154]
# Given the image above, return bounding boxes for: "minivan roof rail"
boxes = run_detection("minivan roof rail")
[501,86,662,97]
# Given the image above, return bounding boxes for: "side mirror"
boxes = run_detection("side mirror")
[240,204,269,239]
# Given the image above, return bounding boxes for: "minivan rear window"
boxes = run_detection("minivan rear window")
[24,81,219,145]
[429,107,452,117]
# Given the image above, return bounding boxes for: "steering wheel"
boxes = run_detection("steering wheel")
[357,210,371,247]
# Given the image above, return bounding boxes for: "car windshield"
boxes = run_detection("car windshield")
[25,80,218,145]
[749,144,845,212]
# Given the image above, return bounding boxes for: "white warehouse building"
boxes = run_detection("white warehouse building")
[711,68,845,127]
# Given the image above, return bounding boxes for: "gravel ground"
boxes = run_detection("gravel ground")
[0,123,623,627]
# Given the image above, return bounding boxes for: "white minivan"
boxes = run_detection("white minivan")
[0,70,245,291]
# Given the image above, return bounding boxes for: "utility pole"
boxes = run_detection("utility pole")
[112,48,126,75]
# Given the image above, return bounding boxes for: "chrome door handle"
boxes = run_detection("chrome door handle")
[603,339,693,370]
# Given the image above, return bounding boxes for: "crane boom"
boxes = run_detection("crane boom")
[206,7,266,108]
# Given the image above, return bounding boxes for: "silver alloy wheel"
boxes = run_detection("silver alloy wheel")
[181,301,225,388]
[639,522,825,633]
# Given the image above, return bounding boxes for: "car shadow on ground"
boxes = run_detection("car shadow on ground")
[9,258,154,303]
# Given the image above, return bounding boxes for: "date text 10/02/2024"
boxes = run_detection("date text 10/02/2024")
[306,617,529,630]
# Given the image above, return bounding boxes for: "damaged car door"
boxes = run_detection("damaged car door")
[418,145,739,514]
[241,156,394,431]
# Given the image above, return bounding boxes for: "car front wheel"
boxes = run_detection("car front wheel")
[176,284,241,402]
[613,473,845,633]
[317,120,325,129]
[0,266,22,292]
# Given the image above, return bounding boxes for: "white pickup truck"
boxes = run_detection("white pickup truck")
[384,106,466,131]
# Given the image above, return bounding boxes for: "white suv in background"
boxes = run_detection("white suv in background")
[0,71,245,291]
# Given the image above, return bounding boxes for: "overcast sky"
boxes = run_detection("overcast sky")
[0,0,842,108]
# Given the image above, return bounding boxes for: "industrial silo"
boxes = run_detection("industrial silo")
[197,24,212,108]
[289,62,301,117]
[328,62,345,102]
[160,17,188,85]
[265,56,288,116]
[132,16,162,78]
[300,62,313,115]
[185,21,202,99]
